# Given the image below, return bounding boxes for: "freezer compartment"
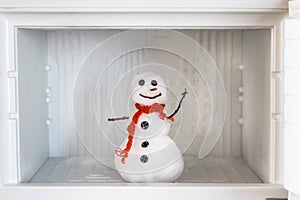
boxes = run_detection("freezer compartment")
[15,28,272,184]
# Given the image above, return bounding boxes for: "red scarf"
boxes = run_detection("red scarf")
[115,103,174,164]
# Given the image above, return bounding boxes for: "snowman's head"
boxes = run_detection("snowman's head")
[131,72,167,105]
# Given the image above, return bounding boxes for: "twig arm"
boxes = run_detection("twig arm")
[167,88,188,119]
[108,116,129,121]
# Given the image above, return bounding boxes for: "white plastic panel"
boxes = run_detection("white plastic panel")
[0,0,288,12]
[242,30,271,183]
[285,40,300,68]
[0,15,5,184]
[285,67,300,97]
[284,18,300,196]
[290,192,300,200]
[0,185,288,200]
[17,29,49,182]
[284,122,300,196]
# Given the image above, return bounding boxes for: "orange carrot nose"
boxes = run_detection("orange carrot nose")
[150,88,157,91]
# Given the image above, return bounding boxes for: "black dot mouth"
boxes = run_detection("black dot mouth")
[139,93,162,99]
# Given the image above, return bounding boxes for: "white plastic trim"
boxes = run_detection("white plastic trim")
[0,0,288,13]
[0,184,288,200]
[289,1,300,18]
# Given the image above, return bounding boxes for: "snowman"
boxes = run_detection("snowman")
[108,72,187,183]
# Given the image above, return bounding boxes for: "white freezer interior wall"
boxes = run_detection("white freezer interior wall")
[242,30,271,183]
[17,29,49,182]
[46,30,121,156]
[46,30,244,158]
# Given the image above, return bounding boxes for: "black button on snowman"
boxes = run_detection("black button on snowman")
[141,121,149,130]
[111,72,187,183]
[140,155,148,163]
[141,141,149,148]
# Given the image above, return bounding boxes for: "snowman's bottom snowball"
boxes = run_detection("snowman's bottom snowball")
[118,157,184,183]
[115,136,184,182]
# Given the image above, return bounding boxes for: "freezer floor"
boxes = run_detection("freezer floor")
[29,156,262,183]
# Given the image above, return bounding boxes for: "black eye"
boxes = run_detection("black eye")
[138,79,145,86]
[151,80,158,86]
